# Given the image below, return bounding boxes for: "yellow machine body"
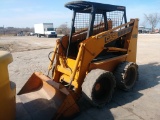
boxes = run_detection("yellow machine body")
[51,19,139,93]
[18,1,139,118]
[0,51,16,120]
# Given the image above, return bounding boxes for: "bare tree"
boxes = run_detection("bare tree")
[144,13,160,32]
[57,24,70,35]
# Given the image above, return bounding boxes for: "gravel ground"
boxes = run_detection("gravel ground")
[0,34,160,120]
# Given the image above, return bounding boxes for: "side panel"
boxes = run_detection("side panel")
[89,55,127,72]
[34,24,44,34]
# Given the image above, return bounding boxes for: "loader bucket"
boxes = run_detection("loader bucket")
[17,72,79,120]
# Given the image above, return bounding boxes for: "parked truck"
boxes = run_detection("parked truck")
[34,23,57,38]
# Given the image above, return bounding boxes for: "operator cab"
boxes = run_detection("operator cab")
[65,1,127,39]
[65,1,127,59]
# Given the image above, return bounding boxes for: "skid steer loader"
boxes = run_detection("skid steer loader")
[0,1,139,120]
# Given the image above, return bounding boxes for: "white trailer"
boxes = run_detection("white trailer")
[34,23,57,38]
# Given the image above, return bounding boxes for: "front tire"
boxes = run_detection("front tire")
[82,69,116,107]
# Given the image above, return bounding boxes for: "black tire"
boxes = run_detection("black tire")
[82,69,116,107]
[38,34,41,38]
[114,62,138,91]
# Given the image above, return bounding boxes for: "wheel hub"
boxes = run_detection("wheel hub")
[95,83,101,91]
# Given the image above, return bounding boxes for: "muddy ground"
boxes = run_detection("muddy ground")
[0,34,160,120]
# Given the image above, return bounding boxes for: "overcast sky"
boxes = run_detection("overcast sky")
[0,0,160,28]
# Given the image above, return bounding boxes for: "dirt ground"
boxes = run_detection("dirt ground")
[0,36,56,52]
[0,34,160,120]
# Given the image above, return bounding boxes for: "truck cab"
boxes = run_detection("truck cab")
[44,28,57,37]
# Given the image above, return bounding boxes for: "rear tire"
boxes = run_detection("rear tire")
[82,69,116,107]
[38,34,41,38]
[114,62,138,91]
